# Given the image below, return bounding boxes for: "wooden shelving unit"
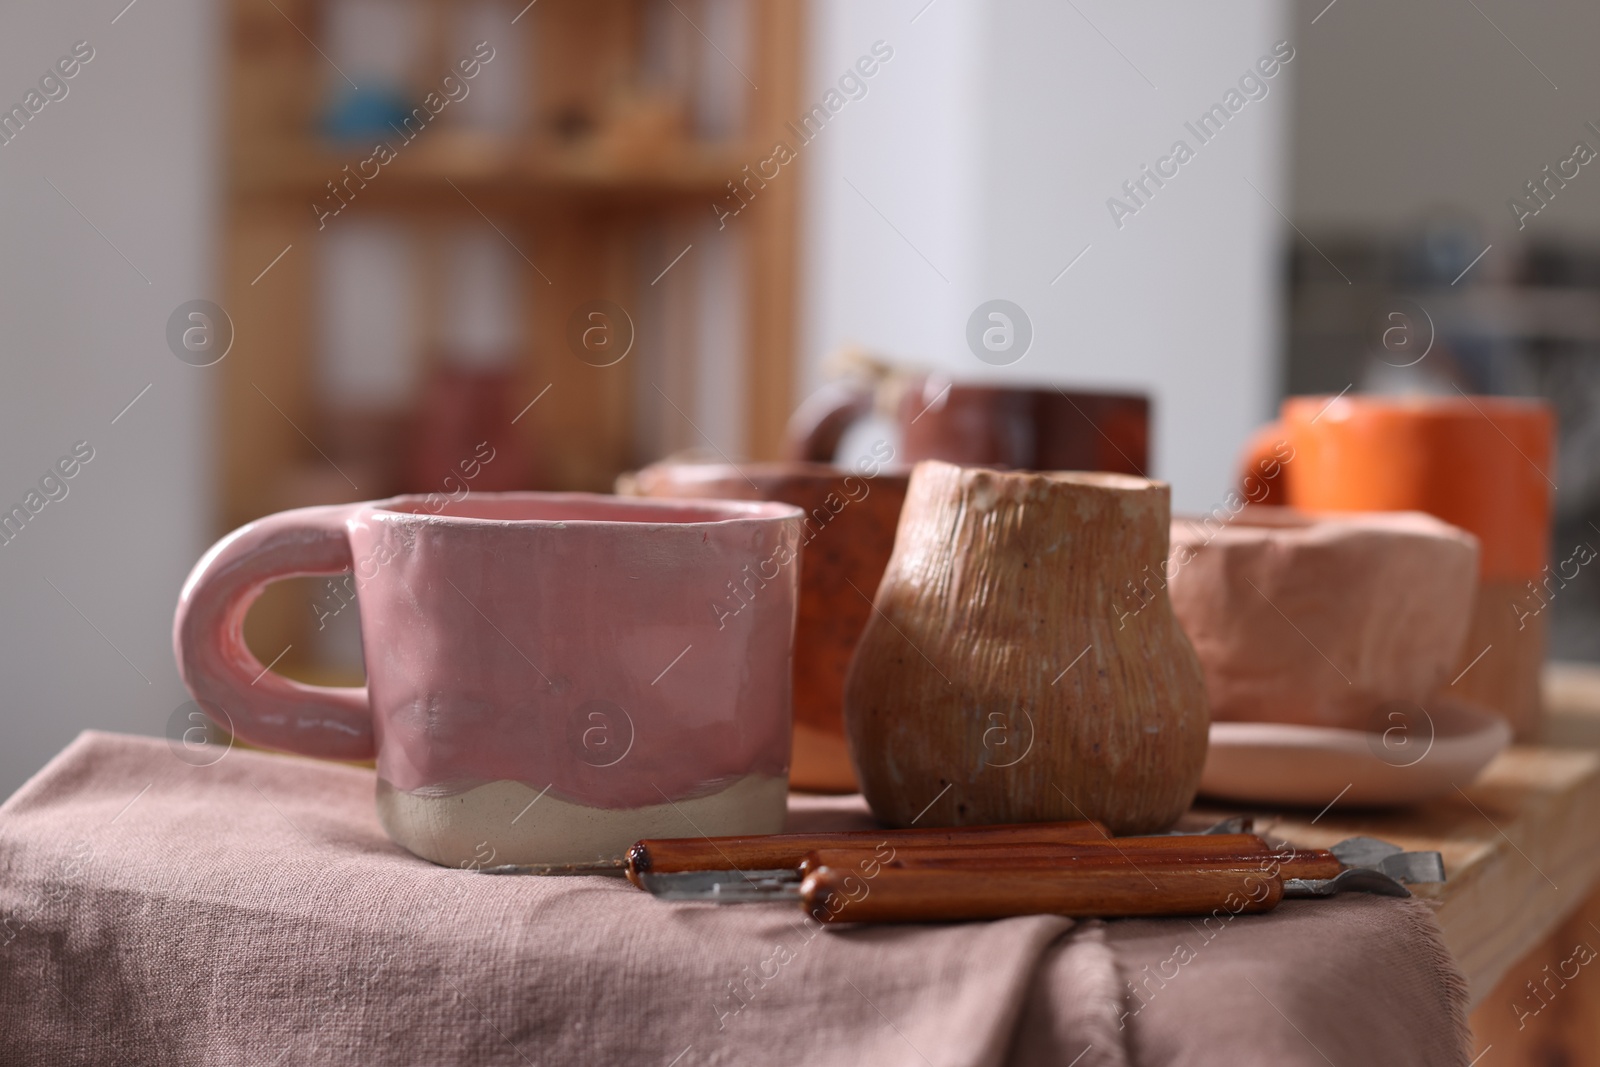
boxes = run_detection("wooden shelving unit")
[233,133,760,201]
[219,0,804,673]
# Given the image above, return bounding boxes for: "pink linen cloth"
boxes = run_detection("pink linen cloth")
[0,732,1470,1065]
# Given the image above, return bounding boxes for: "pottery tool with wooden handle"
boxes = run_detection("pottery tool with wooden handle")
[636,833,1444,916]
[792,834,1443,884]
[626,824,1440,897]
[622,820,1110,884]
[614,817,1258,889]
[479,818,1122,878]
[802,863,1289,923]
[662,853,1422,921]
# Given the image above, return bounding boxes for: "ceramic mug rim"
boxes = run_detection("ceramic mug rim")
[1283,393,1550,422]
[919,460,1164,494]
[911,375,1150,405]
[363,490,804,529]
[1172,505,1474,547]
[637,459,915,487]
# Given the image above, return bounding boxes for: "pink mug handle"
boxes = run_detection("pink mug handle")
[172,504,373,761]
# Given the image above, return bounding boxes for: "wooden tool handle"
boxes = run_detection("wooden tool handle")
[797,835,1341,880]
[1104,834,1343,880]
[797,844,1178,878]
[796,838,1337,883]
[627,820,1108,880]
[800,864,1284,923]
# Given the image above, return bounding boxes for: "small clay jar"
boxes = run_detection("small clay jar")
[842,461,1209,833]
[1166,507,1480,730]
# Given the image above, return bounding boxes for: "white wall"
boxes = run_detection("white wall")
[1291,0,1600,239]
[800,0,1293,511]
[0,1,215,796]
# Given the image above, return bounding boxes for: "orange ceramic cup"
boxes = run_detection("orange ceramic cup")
[1239,394,1555,736]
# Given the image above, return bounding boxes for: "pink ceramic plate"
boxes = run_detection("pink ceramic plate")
[1198,698,1512,807]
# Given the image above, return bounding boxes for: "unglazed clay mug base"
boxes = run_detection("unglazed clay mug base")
[787,377,1149,475]
[1237,394,1554,738]
[621,457,909,794]
[174,493,803,867]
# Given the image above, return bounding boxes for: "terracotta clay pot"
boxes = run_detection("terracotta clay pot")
[622,459,909,792]
[842,461,1209,833]
[1165,507,1480,730]
[1237,394,1553,737]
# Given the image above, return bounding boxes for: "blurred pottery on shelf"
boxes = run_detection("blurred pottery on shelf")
[622,455,908,793]
[1199,698,1511,807]
[407,365,528,494]
[408,227,529,494]
[1166,507,1480,731]
[843,461,1209,834]
[593,88,689,164]
[316,404,409,499]
[787,376,1149,476]
[1238,394,1554,738]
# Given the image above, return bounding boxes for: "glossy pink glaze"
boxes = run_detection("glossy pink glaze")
[174,493,803,809]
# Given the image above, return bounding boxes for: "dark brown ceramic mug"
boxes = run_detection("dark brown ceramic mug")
[786,376,1150,475]
[620,454,909,793]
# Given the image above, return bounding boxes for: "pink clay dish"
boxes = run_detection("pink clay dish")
[1199,698,1512,807]
[1166,506,1481,731]
[1166,505,1508,806]
[173,492,804,866]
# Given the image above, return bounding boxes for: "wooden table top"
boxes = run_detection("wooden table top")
[1202,662,1600,1007]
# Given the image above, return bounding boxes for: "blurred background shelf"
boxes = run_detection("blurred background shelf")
[232,133,766,201]
[220,0,804,680]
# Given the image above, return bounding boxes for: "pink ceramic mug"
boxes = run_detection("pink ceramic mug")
[173,493,803,868]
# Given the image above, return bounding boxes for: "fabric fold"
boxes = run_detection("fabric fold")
[0,733,1066,1067]
[0,732,1472,1066]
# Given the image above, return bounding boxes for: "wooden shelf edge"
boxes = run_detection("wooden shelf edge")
[230,132,758,200]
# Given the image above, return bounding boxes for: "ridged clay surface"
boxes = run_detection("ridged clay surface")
[843,462,1209,834]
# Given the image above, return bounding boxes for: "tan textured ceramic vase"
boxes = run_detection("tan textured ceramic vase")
[842,462,1210,833]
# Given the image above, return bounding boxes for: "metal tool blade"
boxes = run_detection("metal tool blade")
[1283,867,1412,898]
[635,868,800,902]
[1377,851,1446,884]
[1329,837,1445,884]
[477,859,628,877]
[1328,836,1403,868]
